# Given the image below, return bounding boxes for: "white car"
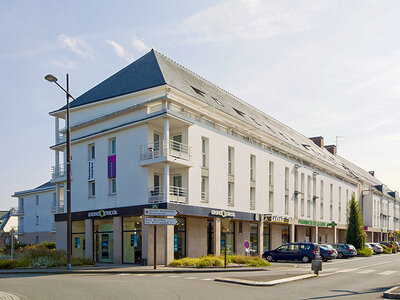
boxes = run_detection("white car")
[368,243,383,254]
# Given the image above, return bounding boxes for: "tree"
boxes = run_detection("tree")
[345,193,365,250]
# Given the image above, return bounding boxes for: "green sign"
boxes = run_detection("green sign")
[327,221,337,228]
[298,219,327,227]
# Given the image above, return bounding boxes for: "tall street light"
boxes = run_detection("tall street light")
[45,74,75,270]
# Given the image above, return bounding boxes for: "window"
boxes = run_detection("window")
[228,147,234,175]
[301,173,305,217]
[250,187,256,210]
[228,182,234,206]
[89,181,96,198]
[269,191,274,212]
[320,180,324,219]
[233,107,245,117]
[212,96,224,106]
[285,167,289,215]
[269,161,274,212]
[307,176,311,218]
[201,177,208,203]
[269,161,274,186]
[285,195,289,215]
[18,198,24,213]
[36,195,39,206]
[52,193,57,209]
[330,184,333,220]
[339,187,342,222]
[201,137,208,169]
[250,155,256,181]
[109,178,116,194]
[109,138,116,155]
[88,144,95,160]
[313,176,317,219]
[191,86,205,97]
[36,216,39,226]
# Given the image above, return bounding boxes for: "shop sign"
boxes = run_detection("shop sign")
[210,209,235,218]
[88,209,118,218]
[144,218,178,226]
[298,219,327,227]
[108,155,116,178]
[264,214,289,224]
[327,221,337,228]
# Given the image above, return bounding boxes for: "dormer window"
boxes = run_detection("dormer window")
[212,97,224,107]
[191,86,205,97]
[233,107,245,117]
[265,124,276,133]
[250,117,261,126]
[302,144,311,150]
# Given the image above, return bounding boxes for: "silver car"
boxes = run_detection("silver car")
[368,243,383,254]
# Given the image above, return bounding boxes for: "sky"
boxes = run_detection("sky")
[1,0,400,209]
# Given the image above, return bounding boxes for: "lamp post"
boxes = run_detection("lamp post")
[45,74,75,270]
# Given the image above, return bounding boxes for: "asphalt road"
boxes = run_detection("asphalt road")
[1,253,400,299]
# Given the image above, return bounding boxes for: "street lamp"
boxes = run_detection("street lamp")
[45,74,75,270]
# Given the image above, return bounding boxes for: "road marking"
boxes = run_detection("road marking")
[135,274,147,276]
[117,273,130,276]
[201,278,213,281]
[152,274,162,277]
[379,271,397,276]
[169,275,179,278]
[0,291,19,300]
[324,268,339,272]
[357,269,375,274]
[337,268,358,273]
[184,277,197,280]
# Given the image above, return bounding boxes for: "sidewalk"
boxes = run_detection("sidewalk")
[0,263,297,275]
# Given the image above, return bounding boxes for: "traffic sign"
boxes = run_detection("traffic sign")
[144,217,179,226]
[244,240,250,249]
[143,208,179,217]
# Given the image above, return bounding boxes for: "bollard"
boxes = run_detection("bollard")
[311,259,322,275]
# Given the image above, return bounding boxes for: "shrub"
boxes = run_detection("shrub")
[40,241,56,250]
[169,255,270,268]
[0,259,18,269]
[357,247,373,256]
[71,257,95,266]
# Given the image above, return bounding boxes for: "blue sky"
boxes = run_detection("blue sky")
[1,0,400,209]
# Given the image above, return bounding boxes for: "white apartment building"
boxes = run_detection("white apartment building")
[44,49,377,265]
[12,181,61,244]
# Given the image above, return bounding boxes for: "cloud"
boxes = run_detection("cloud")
[165,0,321,43]
[106,40,134,62]
[59,34,94,58]
[132,38,150,52]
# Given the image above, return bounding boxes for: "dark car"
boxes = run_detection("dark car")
[381,242,397,253]
[319,244,337,261]
[332,244,357,258]
[263,243,320,263]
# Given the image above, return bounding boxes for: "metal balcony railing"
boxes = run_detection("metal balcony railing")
[201,192,208,203]
[51,163,65,179]
[228,196,234,207]
[140,140,192,162]
[148,186,188,204]
[10,207,24,215]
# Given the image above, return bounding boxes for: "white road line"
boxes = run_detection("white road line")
[152,274,162,277]
[357,269,375,274]
[135,274,147,276]
[379,271,397,276]
[201,278,213,281]
[184,277,197,280]
[117,273,130,276]
[336,268,358,273]
[324,268,339,272]
[169,275,179,278]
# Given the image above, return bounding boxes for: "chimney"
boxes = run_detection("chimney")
[325,144,337,156]
[309,136,324,148]
[369,171,375,177]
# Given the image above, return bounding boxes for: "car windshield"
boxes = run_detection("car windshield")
[320,245,333,250]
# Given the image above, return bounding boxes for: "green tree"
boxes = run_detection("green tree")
[345,193,365,250]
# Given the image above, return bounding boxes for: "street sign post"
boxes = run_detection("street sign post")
[143,208,180,270]
[144,209,179,217]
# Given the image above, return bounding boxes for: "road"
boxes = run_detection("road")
[1,253,400,299]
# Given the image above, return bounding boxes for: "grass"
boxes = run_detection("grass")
[169,255,270,268]
[0,242,94,269]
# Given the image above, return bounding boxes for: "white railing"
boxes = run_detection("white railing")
[228,196,234,207]
[10,207,24,215]
[148,186,165,203]
[58,135,66,144]
[140,140,192,162]
[148,186,188,203]
[17,224,24,234]
[52,163,66,179]
[58,202,65,213]
[201,192,208,203]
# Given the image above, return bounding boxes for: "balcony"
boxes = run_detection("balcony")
[201,192,208,203]
[148,186,188,204]
[10,207,24,216]
[139,140,192,167]
[17,225,24,234]
[51,163,65,180]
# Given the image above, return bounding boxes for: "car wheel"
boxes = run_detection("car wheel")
[337,252,344,259]
[266,255,274,262]
[323,259,328,262]
[301,255,310,263]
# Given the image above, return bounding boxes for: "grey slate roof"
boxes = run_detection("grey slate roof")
[35,181,56,190]
[54,49,391,189]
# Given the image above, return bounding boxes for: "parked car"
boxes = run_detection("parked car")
[368,243,383,254]
[319,244,337,261]
[364,243,374,251]
[263,243,321,263]
[332,244,357,258]
[380,242,397,253]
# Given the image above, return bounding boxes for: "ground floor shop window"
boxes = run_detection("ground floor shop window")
[305,227,312,242]
[174,217,186,259]
[122,217,142,264]
[282,225,290,244]
[263,223,270,252]
[221,221,235,254]
[94,219,114,263]
[250,223,258,255]
[207,219,214,255]
[72,221,85,258]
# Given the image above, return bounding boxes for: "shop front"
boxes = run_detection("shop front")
[94,218,114,263]
[264,214,290,250]
[122,216,142,263]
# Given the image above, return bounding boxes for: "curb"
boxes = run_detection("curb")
[215,273,317,286]
[0,267,269,275]
[383,286,400,299]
